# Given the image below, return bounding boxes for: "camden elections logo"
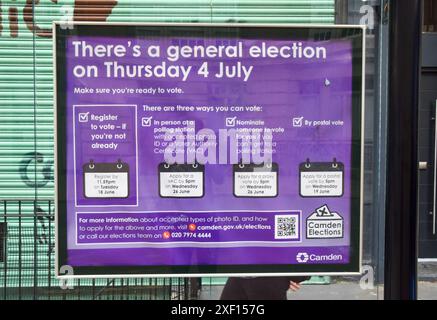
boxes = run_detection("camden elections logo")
[306,204,344,239]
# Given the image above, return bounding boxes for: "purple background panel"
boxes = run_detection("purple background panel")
[64,34,354,267]
[68,246,350,266]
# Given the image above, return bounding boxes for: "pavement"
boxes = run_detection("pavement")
[198,281,437,300]
[198,262,437,300]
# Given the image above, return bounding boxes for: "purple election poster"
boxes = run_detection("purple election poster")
[55,24,363,276]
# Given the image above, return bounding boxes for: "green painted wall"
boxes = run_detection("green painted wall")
[0,0,335,289]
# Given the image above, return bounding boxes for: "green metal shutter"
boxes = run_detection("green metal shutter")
[0,1,335,289]
[0,0,335,200]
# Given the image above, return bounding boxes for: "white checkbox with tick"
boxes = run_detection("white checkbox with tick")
[226,117,237,127]
[142,116,153,127]
[292,117,304,127]
[78,112,89,123]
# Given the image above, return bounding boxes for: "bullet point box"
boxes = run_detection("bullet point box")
[226,117,237,127]
[293,117,304,127]
[78,112,89,123]
[142,116,153,127]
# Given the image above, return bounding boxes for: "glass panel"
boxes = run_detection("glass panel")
[199,0,386,301]
[0,0,39,298]
[418,1,437,299]
[0,0,387,300]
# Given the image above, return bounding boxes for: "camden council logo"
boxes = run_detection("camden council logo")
[296,252,343,264]
[296,252,309,263]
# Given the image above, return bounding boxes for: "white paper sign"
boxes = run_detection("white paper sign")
[300,171,343,197]
[234,172,278,197]
[159,172,204,198]
[84,172,129,198]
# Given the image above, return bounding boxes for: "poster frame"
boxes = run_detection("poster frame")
[53,22,365,279]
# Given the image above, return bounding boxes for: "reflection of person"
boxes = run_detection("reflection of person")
[220,276,310,300]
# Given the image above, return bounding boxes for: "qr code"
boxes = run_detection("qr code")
[275,215,299,240]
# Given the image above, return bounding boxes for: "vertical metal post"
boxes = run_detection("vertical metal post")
[18,201,22,299]
[335,0,348,24]
[3,201,7,300]
[373,0,390,286]
[48,200,52,299]
[385,0,422,300]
